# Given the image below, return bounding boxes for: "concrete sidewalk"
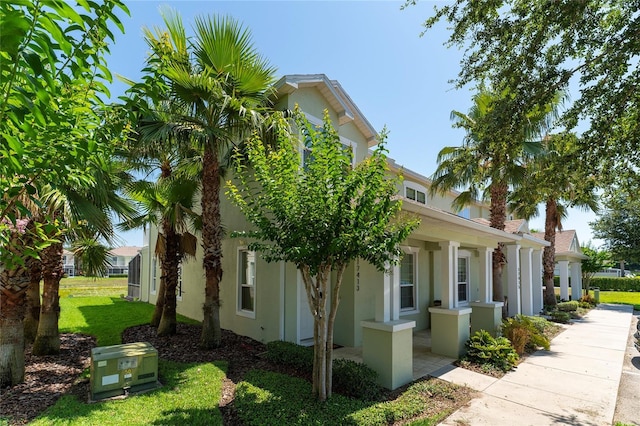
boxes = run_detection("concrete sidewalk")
[432,304,634,426]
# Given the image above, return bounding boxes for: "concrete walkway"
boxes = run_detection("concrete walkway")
[433,304,634,426]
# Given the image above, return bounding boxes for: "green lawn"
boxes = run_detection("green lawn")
[598,291,640,311]
[59,276,128,298]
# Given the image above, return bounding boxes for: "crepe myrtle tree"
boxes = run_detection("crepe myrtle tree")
[226,109,419,401]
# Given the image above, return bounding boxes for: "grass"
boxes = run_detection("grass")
[59,276,128,298]
[31,360,227,426]
[235,370,473,426]
[598,291,640,311]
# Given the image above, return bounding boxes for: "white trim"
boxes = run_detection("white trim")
[279,261,285,340]
[236,247,256,319]
[399,246,420,315]
[150,257,157,295]
[456,250,471,306]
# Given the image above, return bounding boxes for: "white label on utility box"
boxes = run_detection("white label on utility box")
[101,374,119,386]
[97,361,107,367]
[118,357,138,370]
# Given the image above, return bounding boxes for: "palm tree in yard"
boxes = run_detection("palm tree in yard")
[430,88,560,316]
[510,133,598,306]
[137,10,277,348]
[122,176,199,336]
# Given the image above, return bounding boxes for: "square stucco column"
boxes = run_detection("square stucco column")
[361,320,415,390]
[470,247,503,336]
[506,243,521,317]
[435,241,460,308]
[428,307,472,358]
[571,262,583,301]
[532,249,544,314]
[558,260,570,301]
[520,247,534,316]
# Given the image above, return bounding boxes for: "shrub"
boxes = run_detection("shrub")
[265,341,381,400]
[464,330,519,372]
[501,315,550,355]
[550,311,571,323]
[332,358,380,401]
[579,294,597,306]
[265,341,313,371]
[589,277,640,292]
[557,301,579,312]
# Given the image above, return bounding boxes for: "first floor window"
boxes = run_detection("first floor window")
[457,257,469,304]
[151,257,157,294]
[400,252,416,310]
[238,250,256,316]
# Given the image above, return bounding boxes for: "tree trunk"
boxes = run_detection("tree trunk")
[200,145,224,349]
[24,260,42,343]
[0,225,33,387]
[32,242,63,355]
[543,199,558,307]
[489,181,508,317]
[158,226,180,337]
[325,263,345,399]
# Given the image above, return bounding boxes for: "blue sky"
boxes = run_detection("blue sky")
[108,0,600,248]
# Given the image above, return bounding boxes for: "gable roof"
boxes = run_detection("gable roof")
[273,74,379,147]
[109,246,141,257]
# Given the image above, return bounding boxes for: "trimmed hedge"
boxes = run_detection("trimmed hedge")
[553,276,640,292]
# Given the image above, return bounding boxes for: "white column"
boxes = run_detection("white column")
[558,260,570,301]
[520,247,534,315]
[571,261,583,301]
[392,263,401,320]
[479,247,494,303]
[532,249,544,314]
[506,243,521,317]
[438,241,460,309]
[376,263,391,322]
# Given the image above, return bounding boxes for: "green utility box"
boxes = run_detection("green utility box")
[90,342,160,401]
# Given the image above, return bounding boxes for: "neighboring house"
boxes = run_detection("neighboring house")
[107,246,141,276]
[533,230,587,301]
[135,74,557,390]
[62,249,75,277]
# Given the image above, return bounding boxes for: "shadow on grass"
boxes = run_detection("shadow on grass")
[35,360,226,426]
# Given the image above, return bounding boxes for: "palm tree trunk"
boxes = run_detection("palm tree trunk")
[489,181,508,317]
[158,227,180,337]
[543,199,558,307]
[32,242,63,355]
[200,145,223,349]
[0,226,34,387]
[24,259,42,343]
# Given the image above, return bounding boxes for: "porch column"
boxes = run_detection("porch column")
[436,241,459,308]
[558,260,570,301]
[520,247,534,316]
[532,249,544,314]
[506,243,521,317]
[375,263,392,322]
[571,261,583,301]
[470,246,503,336]
[430,240,471,358]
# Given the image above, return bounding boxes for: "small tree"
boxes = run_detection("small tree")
[227,109,419,401]
[581,243,614,296]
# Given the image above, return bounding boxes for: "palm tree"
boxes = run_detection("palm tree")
[31,158,133,355]
[137,11,276,348]
[430,88,559,315]
[510,133,598,306]
[123,176,199,336]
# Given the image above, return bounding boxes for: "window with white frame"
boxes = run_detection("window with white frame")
[151,257,157,294]
[404,182,427,204]
[299,114,356,168]
[400,248,419,311]
[457,255,470,305]
[237,249,256,317]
